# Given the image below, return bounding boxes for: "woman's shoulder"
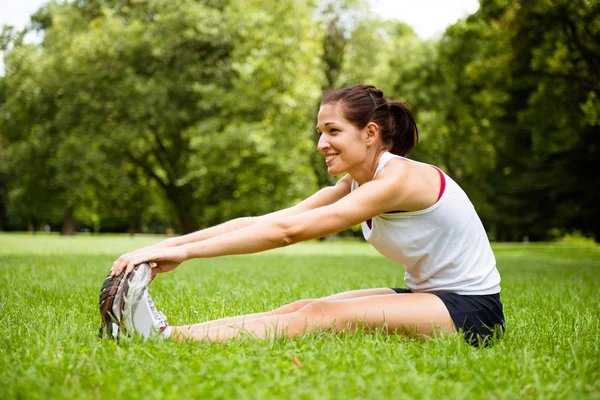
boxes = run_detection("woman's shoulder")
[375,154,444,212]
[378,154,442,178]
[375,155,412,182]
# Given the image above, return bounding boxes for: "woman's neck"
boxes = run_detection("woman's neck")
[350,149,389,186]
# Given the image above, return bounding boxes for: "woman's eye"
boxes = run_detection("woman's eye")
[330,128,339,133]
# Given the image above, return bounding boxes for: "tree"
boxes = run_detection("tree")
[1,0,323,233]
[407,0,600,240]
[502,0,600,240]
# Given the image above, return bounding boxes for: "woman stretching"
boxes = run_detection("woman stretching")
[103,84,504,346]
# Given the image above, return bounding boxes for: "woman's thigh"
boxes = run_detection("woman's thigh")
[297,293,455,337]
[318,288,397,301]
[271,288,395,315]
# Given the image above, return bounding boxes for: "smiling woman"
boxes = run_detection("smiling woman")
[316,86,418,182]
[103,84,504,347]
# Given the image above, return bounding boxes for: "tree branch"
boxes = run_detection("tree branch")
[562,15,600,80]
[124,149,169,190]
[148,127,179,184]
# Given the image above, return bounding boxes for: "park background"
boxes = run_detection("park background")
[0,0,599,242]
[1,2,599,399]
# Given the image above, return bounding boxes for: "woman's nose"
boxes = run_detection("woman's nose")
[317,135,329,152]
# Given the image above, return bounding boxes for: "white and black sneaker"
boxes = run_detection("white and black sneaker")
[121,263,171,340]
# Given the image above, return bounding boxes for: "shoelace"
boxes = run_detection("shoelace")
[146,291,168,327]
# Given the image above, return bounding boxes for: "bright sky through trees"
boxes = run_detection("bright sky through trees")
[0,0,480,73]
[369,0,479,38]
[1,0,479,37]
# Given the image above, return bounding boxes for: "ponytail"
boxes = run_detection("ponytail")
[386,101,418,157]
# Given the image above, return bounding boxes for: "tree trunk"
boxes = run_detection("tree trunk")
[61,206,76,236]
[0,198,7,231]
[178,213,196,235]
[165,184,197,234]
[28,216,37,234]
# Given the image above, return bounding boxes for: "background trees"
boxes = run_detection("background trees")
[429,0,600,241]
[0,0,598,241]
[1,0,322,233]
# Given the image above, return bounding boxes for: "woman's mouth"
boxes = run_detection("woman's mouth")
[325,154,338,164]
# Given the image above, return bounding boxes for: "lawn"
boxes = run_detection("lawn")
[0,233,599,399]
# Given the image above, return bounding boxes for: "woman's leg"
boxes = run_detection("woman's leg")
[171,292,455,342]
[173,288,396,333]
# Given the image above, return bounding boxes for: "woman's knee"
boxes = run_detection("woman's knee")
[294,300,353,331]
[295,299,335,318]
[275,299,314,314]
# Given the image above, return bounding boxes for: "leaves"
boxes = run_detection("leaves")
[0,0,598,240]
[1,0,322,233]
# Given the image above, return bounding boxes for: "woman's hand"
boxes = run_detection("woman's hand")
[110,245,188,280]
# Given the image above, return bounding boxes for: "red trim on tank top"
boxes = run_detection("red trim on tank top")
[365,165,445,230]
[432,166,446,202]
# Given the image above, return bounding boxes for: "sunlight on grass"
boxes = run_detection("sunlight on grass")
[0,233,598,399]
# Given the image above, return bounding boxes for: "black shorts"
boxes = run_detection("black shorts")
[391,288,505,347]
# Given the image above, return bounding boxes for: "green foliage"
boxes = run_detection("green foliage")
[0,0,598,240]
[474,0,600,240]
[339,19,416,90]
[1,0,322,233]
[189,0,323,223]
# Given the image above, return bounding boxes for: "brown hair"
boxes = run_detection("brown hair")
[320,84,418,156]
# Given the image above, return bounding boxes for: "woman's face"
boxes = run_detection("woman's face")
[316,103,369,176]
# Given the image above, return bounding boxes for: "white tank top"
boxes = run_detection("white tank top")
[351,152,501,295]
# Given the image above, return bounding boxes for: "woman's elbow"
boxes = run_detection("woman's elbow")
[272,220,305,247]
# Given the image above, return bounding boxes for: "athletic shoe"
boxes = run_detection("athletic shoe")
[98,271,128,339]
[121,263,170,339]
[125,288,170,339]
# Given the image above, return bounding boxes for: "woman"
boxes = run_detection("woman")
[104,84,504,346]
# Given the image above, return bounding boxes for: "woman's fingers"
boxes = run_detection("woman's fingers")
[110,249,145,276]
[110,247,183,277]
[110,246,155,276]
[125,254,148,276]
[122,248,168,276]
[110,252,131,276]
[110,252,143,277]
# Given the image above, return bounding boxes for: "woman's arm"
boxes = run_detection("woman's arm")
[112,168,404,276]
[111,176,352,275]
[164,174,353,247]
[181,170,405,258]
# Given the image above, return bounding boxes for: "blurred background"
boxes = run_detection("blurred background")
[0,0,598,242]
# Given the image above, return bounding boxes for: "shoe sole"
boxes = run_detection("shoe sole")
[121,263,152,336]
[98,272,127,339]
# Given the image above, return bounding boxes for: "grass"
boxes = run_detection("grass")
[0,233,599,399]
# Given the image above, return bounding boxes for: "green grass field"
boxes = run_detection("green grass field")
[1,233,599,399]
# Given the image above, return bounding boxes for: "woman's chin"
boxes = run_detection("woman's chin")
[327,166,343,176]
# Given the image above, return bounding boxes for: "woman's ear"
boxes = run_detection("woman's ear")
[365,122,380,146]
